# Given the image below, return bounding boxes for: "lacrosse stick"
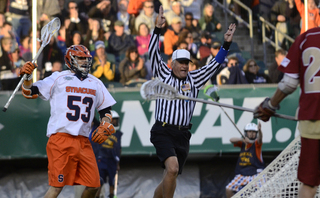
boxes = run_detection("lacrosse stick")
[3,17,61,112]
[140,79,297,121]
[204,85,246,139]
[114,171,118,198]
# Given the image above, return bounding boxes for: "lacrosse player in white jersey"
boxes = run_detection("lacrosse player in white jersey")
[19,45,116,198]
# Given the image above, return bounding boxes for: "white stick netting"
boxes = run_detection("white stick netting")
[233,136,320,198]
[38,17,61,46]
[140,78,178,101]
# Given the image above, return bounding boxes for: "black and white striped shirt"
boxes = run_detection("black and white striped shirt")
[148,27,229,126]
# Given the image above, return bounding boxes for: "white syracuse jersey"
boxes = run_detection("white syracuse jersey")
[34,70,116,137]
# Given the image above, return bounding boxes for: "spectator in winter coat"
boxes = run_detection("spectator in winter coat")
[216,56,248,85]
[136,23,151,57]
[119,46,147,85]
[270,0,289,48]
[91,41,115,83]
[175,29,197,59]
[243,59,271,84]
[65,1,86,35]
[135,0,158,33]
[107,20,136,62]
[6,0,32,38]
[184,12,201,43]
[88,0,116,36]
[84,19,106,53]
[197,31,212,62]
[77,0,98,26]
[199,3,222,34]
[0,37,20,90]
[163,16,184,55]
[164,0,186,27]
[117,0,131,35]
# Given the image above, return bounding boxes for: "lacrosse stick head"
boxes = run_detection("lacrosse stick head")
[38,17,61,46]
[140,78,179,101]
[204,84,220,102]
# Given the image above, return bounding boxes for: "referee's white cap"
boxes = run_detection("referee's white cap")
[172,49,193,62]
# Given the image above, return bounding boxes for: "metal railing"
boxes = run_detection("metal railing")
[213,0,254,57]
[213,0,295,64]
[259,16,295,64]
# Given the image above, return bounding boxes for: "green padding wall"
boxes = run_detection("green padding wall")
[0,85,299,159]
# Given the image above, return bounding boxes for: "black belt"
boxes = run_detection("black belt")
[156,120,192,130]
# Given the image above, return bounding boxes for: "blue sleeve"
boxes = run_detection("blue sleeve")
[89,131,92,141]
[215,47,229,64]
[89,125,98,141]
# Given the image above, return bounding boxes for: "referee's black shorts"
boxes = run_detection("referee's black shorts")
[150,121,192,174]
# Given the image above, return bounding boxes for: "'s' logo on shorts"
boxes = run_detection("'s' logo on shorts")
[58,174,64,182]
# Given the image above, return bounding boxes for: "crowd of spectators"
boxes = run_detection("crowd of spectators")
[0,0,318,90]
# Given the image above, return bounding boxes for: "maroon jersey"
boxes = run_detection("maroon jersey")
[279,27,320,120]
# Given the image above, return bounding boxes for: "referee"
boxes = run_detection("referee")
[149,6,236,198]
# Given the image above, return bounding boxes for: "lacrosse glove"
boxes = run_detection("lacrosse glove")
[91,121,115,144]
[20,61,37,81]
[21,84,38,99]
[253,98,279,122]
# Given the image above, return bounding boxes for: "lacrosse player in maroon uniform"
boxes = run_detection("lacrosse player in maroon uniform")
[254,27,320,198]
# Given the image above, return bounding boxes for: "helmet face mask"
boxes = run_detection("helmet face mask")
[244,123,258,141]
[245,131,257,140]
[72,56,92,77]
[112,118,119,130]
[65,45,92,79]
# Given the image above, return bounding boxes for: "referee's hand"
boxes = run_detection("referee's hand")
[224,23,236,42]
[156,6,166,28]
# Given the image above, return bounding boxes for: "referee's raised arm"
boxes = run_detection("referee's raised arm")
[148,5,171,78]
[191,23,237,89]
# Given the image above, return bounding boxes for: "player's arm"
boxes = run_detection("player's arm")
[254,73,299,121]
[230,137,251,144]
[20,61,39,99]
[257,122,263,145]
[91,107,115,144]
[99,107,112,123]
[271,73,299,105]
[230,137,242,143]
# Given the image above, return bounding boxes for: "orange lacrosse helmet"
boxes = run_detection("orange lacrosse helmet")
[65,45,92,78]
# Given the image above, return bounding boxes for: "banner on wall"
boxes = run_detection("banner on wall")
[0,86,299,159]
